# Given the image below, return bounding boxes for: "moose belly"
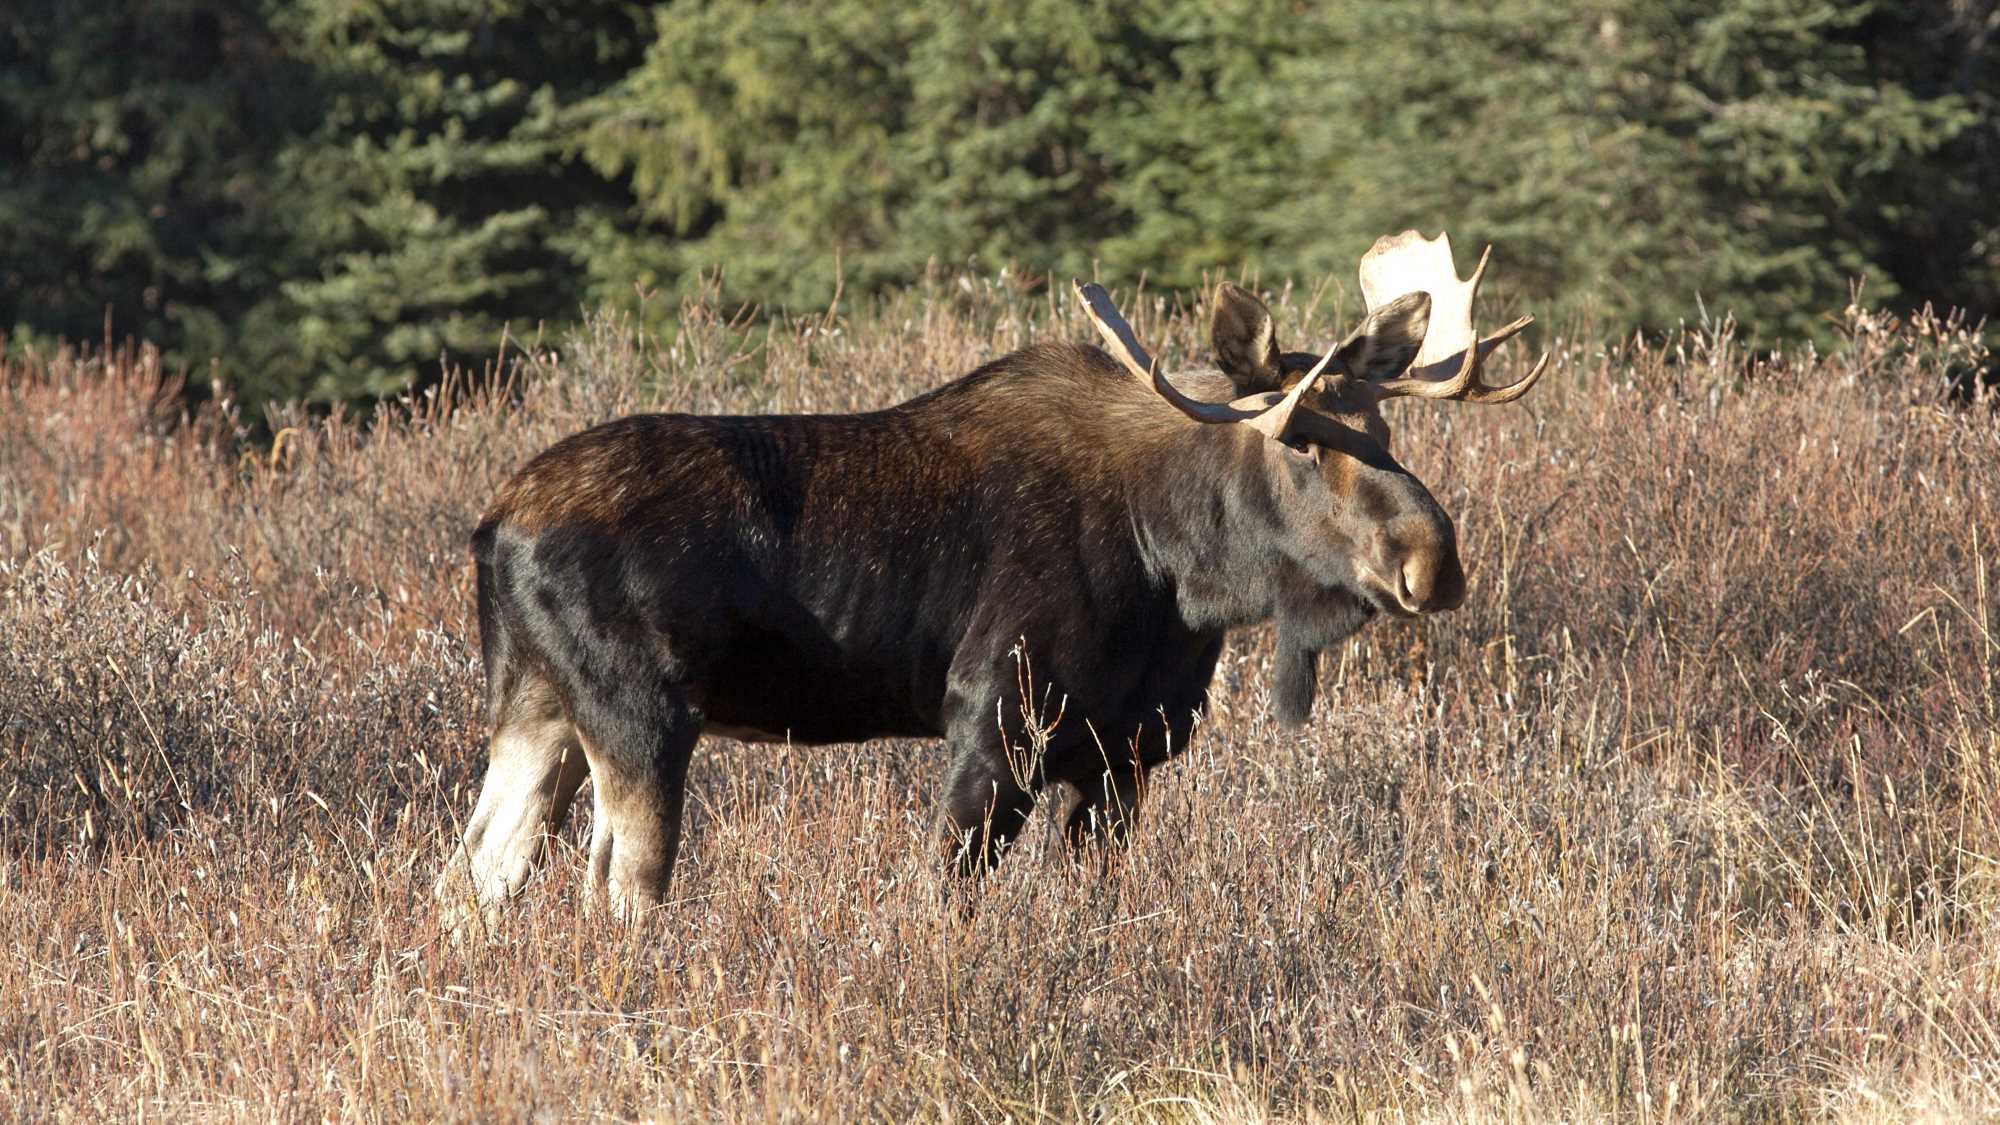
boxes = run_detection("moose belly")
[694,636,939,746]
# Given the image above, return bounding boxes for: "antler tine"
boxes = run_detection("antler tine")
[1152,357,1265,425]
[1372,314,1545,401]
[1074,279,1274,425]
[1461,347,1550,404]
[1298,334,1343,385]
[1073,279,1155,382]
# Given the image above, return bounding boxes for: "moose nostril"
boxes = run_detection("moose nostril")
[1399,558,1427,610]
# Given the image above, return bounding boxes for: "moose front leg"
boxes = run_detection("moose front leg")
[1062,764,1146,856]
[939,716,1036,877]
[1061,694,1204,864]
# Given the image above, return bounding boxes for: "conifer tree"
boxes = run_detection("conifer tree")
[251,0,648,401]
[1278,0,1978,341]
[0,0,310,361]
[2,0,1993,404]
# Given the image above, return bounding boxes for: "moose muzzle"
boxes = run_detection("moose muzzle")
[1371,501,1466,616]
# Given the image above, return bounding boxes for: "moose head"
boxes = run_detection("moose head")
[1076,230,1549,723]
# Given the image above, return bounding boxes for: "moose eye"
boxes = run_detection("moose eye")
[1282,436,1314,457]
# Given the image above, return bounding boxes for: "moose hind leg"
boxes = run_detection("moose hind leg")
[576,688,700,914]
[439,676,588,912]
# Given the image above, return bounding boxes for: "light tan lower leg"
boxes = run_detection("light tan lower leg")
[581,738,686,915]
[440,702,587,912]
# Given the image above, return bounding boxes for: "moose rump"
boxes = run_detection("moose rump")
[437,230,1548,921]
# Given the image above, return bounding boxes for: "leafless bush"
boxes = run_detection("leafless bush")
[1,280,1995,1120]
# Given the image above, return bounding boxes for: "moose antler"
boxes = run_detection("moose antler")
[1073,280,1338,440]
[1357,231,1548,403]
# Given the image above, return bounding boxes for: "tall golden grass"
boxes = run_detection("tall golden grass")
[1,277,1995,1120]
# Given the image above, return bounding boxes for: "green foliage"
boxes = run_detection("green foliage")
[577,1,1178,304]
[1,0,1993,406]
[1282,0,1981,340]
[580,0,1990,346]
[0,0,314,361]
[248,0,650,402]
[1,0,645,404]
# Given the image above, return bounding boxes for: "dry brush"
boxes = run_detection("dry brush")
[1,280,1995,1120]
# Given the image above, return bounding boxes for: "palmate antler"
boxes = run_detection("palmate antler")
[1074,230,1547,423]
[1357,231,1548,403]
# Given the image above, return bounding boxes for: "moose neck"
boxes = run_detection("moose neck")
[1128,423,1294,632]
[1126,421,1378,726]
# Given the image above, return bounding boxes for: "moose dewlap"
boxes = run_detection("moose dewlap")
[437,231,1549,919]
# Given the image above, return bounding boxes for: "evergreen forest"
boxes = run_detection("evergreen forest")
[3,0,1994,406]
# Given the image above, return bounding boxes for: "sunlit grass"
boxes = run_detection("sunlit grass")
[1,283,1994,1120]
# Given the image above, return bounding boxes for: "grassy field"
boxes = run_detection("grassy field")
[1,277,1996,1121]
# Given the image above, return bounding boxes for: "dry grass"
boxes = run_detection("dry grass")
[1,277,1996,1121]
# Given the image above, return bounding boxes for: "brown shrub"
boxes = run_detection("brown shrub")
[0,281,1995,1120]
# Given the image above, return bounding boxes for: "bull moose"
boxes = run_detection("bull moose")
[438,231,1547,918]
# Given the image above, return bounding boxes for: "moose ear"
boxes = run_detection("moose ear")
[1211,282,1284,395]
[1335,290,1432,381]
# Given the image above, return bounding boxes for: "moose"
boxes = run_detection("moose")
[438,231,1547,918]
